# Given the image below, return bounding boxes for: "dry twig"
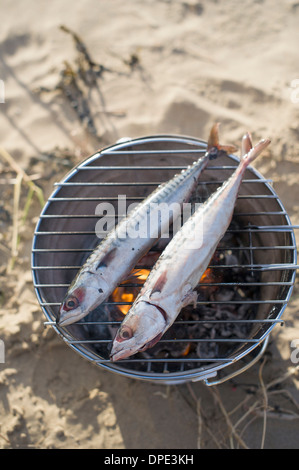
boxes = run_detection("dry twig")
[10,172,23,270]
[0,433,10,444]
[0,147,45,207]
[197,398,202,449]
[209,387,249,449]
[258,358,268,449]
[0,147,45,270]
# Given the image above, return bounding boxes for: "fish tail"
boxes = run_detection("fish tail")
[207,123,238,159]
[241,133,271,169]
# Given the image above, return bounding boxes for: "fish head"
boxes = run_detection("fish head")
[110,300,167,361]
[57,275,109,326]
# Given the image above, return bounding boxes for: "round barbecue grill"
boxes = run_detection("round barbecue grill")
[32,134,298,385]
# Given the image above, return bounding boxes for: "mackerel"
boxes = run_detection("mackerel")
[58,124,236,326]
[110,133,271,361]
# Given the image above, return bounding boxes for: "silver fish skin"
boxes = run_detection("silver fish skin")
[110,134,271,361]
[58,124,235,326]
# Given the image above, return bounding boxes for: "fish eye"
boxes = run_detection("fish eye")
[64,296,79,311]
[119,326,133,341]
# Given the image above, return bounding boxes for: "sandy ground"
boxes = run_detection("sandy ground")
[0,0,299,449]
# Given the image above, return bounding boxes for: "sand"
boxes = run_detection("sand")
[0,0,299,449]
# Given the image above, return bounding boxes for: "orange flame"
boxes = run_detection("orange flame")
[200,267,214,284]
[111,269,150,315]
[182,343,191,356]
[134,269,151,281]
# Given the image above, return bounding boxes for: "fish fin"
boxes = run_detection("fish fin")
[241,135,271,168]
[207,123,220,150]
[149,271,168,297]
[241,132,253,156]
[181,288,198,309]
[218,144,238,154]
[96,247,117,270]
[207,123,238,158]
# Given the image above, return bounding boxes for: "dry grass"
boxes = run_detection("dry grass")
[0,147,45,271]
[186,363,299,449]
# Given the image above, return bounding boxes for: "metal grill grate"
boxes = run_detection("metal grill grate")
[32,135,298,384]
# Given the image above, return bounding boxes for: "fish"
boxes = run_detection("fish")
[110,132,271,361]
[57,124,236,326]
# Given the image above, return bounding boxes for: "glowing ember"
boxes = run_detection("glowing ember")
[200,267,214,283]
[134,269,150,281]
[182,343,191,357]
[111,269,150,315]
[198,263,221,295]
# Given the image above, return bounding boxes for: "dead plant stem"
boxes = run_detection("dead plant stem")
[258,358,268,449]
[209,387,249,449]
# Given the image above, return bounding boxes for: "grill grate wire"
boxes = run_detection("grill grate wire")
[32,135,298,383]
